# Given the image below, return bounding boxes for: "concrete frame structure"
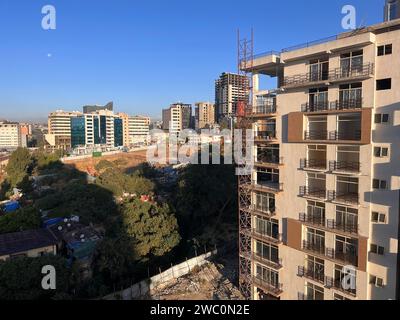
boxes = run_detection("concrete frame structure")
[239,18,400,300]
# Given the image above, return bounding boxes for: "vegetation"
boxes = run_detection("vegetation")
[0,256,72,300]
[0,206,42,234]
[4,147,32,191]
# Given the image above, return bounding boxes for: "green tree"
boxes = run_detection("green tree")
[95,160,114,173]
[0,255,71,300]
[121,198,180,260]
[0,206,42,234]
[5,147,32,188]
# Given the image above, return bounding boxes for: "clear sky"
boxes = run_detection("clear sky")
[0,0,384,122]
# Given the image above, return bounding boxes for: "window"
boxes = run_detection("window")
[256,264,279,288]
[341,50,363,75]
[369,275,385,287]
[375,114,390,124]
[254,192,275,214]
[255,217,279,240]
[334,293,351,300]
[255,241,279,264]
[335,264,357,295]
[370,244,385,255]
[372,212,386,224]
[376,79,392,91]
[374,147,389,157]
[373,179,388,190]
[304,282,324,300]
[377,44,392,56]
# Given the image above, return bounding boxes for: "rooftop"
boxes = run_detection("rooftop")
[0,229,59,257]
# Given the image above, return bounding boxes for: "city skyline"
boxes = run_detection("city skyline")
[0,0,383,122]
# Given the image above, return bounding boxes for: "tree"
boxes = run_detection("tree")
[121,198,181,260]
[0,255,71,300]
[95,160,114,173]
[5,147,32,188]
[0,206,42,234]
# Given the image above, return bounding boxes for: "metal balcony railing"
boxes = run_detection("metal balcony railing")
[326,219,358,235]
[299,212,326,227]
[254,131,277,141]
[304,130,328,140]
[325,276,357,296]
[253,276,283,296]
[297,266,325,284]
[330,98,363,111]
[252,104,277,116]
[256,155,283,166]
[326,248,358,267]
[254,181,284,193]
[253,229,283,244]
[329,130,361,141]
[284,63,374,88]
[302,240,327,256]
[253,253,283,270]
[299,186,327,200]
[300,159,327,170]
[329,160,360,173]
[249,204,276,217]
[302,98,363,113]
[328,191,359,205]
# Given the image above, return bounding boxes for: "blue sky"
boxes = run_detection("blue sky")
[0,0,384,122]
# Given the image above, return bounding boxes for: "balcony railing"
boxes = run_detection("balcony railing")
[253,181,284,193]
[256,155,283,166]
[328,191,359,205]
[249,204,276,217]
[253,253,283,270]
[299,212,326,227]
[283,63,374,88]
[302,240,327,256]
[325,276,357,296]
[300,159,327,170]
[329,160,360,173]
[326,248,358,266]
[330,98,363,111]
[253,276,283,296]
[326,219,358,235]
[253,229,283,244]
[252,104,277,116]
[254,131,277,142]
[304,130,328,141]
[302,98,363,113]
[299,186,327,200]
[329,130,361,141]
[297,266,325,284]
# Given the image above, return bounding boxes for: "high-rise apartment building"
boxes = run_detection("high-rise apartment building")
[0,122,21,148]
[215,72,249,121]
[195,102,216,130]
[162,103,193,135]
[238,17,400,301]
[128,116,151,145]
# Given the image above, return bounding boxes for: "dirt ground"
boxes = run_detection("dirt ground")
[151,258,243,301]
[63,150,148,175]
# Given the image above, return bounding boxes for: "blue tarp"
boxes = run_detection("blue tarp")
[3,201,19,213]
[43,217,64,228]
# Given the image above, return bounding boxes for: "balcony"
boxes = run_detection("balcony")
[326,248,358,266]
[300,159,327,171]
[248,204,276,218]
[283,63,374,89]
[328,191,359,206]
[325,276,357,297]
[252,229,283,245]
[250,104,277,118]
[244,182,284,194]
[302,240,327,256]
[329,161,360,174]
[253,254,283,270]
[297,266,325,284]
[329,130,361,141]
[256,155,283,168]
[299,186,326,200]
[326,219,358,235]
[302,98,363,113]
[299,212,325,228]
[304,130,328,141]
[254,131,277,143]
[253,276,283,297]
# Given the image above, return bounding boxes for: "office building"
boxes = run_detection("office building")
[238,16,400,300]
[0,122,21,149]
[128,116,151,145]
[162,103,193,135]
[46,110,82,150]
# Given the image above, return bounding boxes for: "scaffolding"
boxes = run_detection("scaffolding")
[237,29,254,300]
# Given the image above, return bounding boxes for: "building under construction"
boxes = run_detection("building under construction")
[238,9,400,300]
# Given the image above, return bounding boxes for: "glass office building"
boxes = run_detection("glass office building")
[71,116,86,148]
[114,118,123,147]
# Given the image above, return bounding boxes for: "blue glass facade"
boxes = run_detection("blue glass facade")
[114,118,123,147]
[71,117,86,148]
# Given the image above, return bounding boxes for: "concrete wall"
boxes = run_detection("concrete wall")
[103,250,217,300]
